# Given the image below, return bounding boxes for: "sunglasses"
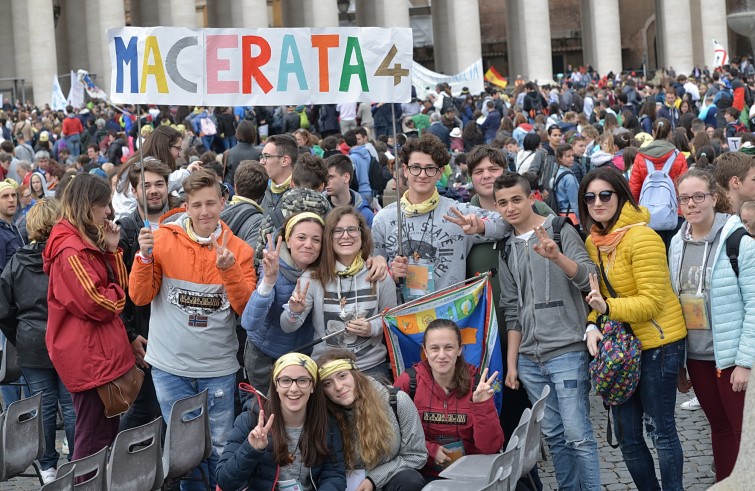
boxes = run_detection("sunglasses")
[583,190,616,205]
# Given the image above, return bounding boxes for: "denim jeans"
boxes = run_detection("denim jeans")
[222,137,237,151]
[201,135,215,153]
[611,338,685,491]
[517,350,600,491]
[21,367,76,470]
[152,367,235,491]
[65,133,81,156]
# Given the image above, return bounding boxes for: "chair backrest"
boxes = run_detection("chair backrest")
[107,417,164,491]
[0,337,22,384]
[1,392,43,480]
[162,389,210,480]
[493,435,518,491]
[42,465,75,491]
[506,408,530,491]
[57,446,108,491]
[522,385,550,475]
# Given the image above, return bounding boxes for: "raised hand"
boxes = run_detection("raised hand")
[261,234,282,284]
[288,278,310,314]
[532,224,559,260]
[443,207,485,235]
[585,272,607,315]
[472,367,499,403]
[138,227,154,258]
[247,408,275,451]
[104,220,121,252]
[212,230,236,270]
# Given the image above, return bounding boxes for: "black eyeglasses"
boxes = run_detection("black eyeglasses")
[406,165,440,177]
[276,377,313,389]
[261,154,284,162]
[332,226,360,238]
[583,190,617,205]
[678,193,712,205]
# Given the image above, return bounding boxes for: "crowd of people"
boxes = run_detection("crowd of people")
[0,58,754,491]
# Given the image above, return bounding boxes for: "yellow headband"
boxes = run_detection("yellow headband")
[0,179,18,194]
[284,212,324,242]
[273,353,318,382]
[318,359,357,381]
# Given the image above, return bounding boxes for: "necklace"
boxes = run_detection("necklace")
[403,210,435,263]
[336,275,359,320]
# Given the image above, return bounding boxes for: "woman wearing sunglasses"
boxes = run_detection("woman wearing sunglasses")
[667,170,755,482]
[578,166,687,491]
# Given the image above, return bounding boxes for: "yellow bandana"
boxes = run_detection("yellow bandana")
[229,195,264,213]
[400,189,440,217]
[284,212,324,242]
[0,178,18,193]
[318,359,357,381]
[337,255,365,277]
[269,175,292,195]
[274,353,318,381]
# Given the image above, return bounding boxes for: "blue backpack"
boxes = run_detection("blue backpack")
[638,151,678,231]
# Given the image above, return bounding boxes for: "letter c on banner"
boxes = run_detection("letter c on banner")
[166,36,199,93]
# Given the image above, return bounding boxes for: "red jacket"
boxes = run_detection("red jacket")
[43,219,134,393]
[394,361,503,477]
[628,141,688,214]
[62,116,83,137]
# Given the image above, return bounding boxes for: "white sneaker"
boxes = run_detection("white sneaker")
[681,396,701,410]
[40,468,57,484]
[61,437,69,455]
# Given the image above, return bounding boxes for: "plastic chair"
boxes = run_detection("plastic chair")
[521,385,550,490]
[506,408,530,491]
[0,337,22,384]
[162,390,211,490]
[56,446,107,491]
[41,465,75,491]
[106,416,164,491]
[0,392,44,482]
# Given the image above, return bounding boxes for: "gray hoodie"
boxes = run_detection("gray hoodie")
[499,215,597,362]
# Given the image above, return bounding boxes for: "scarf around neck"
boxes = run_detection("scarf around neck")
[337,255,365,277]
[269,175,292,194]
[590,222,645,269]
[400,189,440,217]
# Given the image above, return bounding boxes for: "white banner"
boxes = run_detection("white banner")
[67,70,85,108]
[107,27,413,105]
[412,59,484,100]
[713,39,728,69]
[51,75,67,111]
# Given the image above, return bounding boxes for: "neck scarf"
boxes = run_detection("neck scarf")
[337,255,365,277]
[230,195,264,213]
[401,189,440,217]
[269,175,292,195]
[590,222,645,269]
[184,216,221,244]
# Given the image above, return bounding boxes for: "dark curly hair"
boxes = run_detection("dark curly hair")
[398,134,450,168]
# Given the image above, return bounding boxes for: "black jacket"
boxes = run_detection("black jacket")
[0,242,53,368]
[0,218,23,272]
[118,209,150,343]
[225,141,261,188]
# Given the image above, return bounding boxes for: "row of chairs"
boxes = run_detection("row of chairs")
[422,384,551,491]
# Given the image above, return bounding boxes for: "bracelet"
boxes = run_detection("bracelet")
[136,252,153,264]
[583,324,598,341]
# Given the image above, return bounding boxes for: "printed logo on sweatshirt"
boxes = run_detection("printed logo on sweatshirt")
[167,286,230,315]
[423,411,468,425]
[381,218,465,276]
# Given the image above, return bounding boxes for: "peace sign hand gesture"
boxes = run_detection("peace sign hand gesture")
[288,278,310,314]
[585,272,607,315]
[443,207,485,235]
[262,234,283,285]
[532,225,560,260]
[212,230,236,270]
[247,408,275,451]
[472,368,499,403]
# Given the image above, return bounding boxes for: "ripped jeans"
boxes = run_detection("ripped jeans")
[612,339,685,491]
[518,350,600,491]
[152,367,235,491]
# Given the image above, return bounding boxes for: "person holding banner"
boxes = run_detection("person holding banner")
[394,319,503,479]
[317,349,427,491]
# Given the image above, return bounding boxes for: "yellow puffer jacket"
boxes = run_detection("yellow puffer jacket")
[586,204,687,350]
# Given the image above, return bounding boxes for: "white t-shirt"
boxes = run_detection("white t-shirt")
[336,103,357,121]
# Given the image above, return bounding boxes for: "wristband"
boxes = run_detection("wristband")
[136,251,153,264]
[583,323,598,341]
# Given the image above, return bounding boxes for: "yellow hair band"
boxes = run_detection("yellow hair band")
[0,178,18,193]
[284,212,324,242]
[273,353,318,382]
[318,359,357,381]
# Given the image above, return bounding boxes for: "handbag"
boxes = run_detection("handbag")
[96,365,145,418]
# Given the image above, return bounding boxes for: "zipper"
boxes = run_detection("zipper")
[525,238,541,361]
[650,319,666,339]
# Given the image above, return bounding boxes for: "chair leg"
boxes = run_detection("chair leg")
[527,471,537,491]
[198,465,211,491]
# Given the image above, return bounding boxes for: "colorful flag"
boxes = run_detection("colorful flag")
[67,70,85,108]
[51,75,67,111]
[77,69,108,100]
[713,39,728,69]
[484,66,508,89]
[383,274,504,412]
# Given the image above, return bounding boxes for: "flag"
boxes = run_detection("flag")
[67,70,85,108]
[713,39,728,69]
[77,69,108,100]
[383,274,504,412]
[484,66,508,89]
[51,75,67,111]
[188,314,208,328]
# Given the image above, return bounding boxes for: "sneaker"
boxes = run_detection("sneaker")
[40,468,57,484]
[681,396,701,410]
[61,437,69,455]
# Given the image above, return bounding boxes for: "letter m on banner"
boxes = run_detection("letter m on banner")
[383,274,504,413]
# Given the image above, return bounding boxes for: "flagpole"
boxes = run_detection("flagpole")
[136,104,149,232]
[391,102,406,304]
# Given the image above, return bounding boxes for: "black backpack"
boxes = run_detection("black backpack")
[570,93,584,114]
[727,227,752,278]
[368,156,390,196]
[222,204,262,240]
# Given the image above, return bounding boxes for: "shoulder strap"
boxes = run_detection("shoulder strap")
[727,227,751,278]
[388,386,400,423]
[644,157,655,175]
[660,151,678,174]
[406,366,417,400]
[551,216,572,254]
[598,251,618,299]
[225,205,261,237]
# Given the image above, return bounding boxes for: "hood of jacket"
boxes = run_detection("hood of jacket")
[590,150,614,166]
[13,241,45,273]
[681,212,729,245]
[43,219,99,275]
[349,144,371,161]
[414,359,476,400]
[640,139,677,160]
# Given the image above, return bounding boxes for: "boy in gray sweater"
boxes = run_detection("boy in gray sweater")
[495,172,601,491]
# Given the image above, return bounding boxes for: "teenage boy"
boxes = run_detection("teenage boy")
[569,135,588,183]
[494,172,600,491]
[324,153,374,226]
[372,134,505,300]
[553,144,580,225]
[259,133,297,227]
[220,160,268,248]
[130,170,256,490]
[725,107,744,138]
[714,152,755,213]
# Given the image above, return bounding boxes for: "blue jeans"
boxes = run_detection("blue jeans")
[22,367,76,470]
[611,339,685,491]
[222,136,237,150]
[151,367,235,491]
[65,133,81,156]
[517,350,600,491]
[201,135,215,152]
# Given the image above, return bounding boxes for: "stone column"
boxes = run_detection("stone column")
[699,0,729,70]
[85,1,102,87]
[12,0,31,99]
[581,0,622,75]
[26,0,58,107]
[282,0,338,27]
[506,0,553,83]
[136,0,159,26]
[656,0,694,74]
[432,0,482,74]
[356,0,410,28]
[231,0,270,28]
[98,0,126,95]
[170,0,198,27]
[0,0,17,80]
[65,0,89,75]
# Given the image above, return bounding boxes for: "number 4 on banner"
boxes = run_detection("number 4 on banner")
[375,45,409,86]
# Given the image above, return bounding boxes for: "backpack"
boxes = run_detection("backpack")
[727,227,752,278]
[570,93,584,114]
[638,151,679,231]
[116,214,145,272]
[298,109,310,130]
[222,203,262,240]
[200,116,217,136]
[544,167,574,215]
[368,156,390,196]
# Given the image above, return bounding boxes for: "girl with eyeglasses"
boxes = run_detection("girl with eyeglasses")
[578,166,687,491]
[216,353,346,491]
[667,169,755,482]
[281,206,397,381]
